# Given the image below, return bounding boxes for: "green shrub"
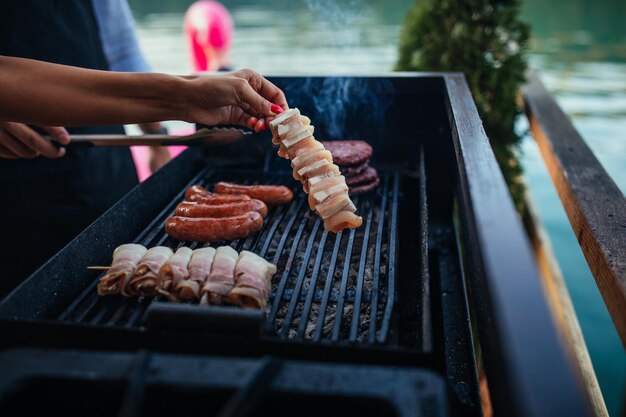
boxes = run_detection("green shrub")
[396,0,530,210]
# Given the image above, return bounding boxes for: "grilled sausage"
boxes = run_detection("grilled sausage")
[165,212,264,242]
[187,193,251,205]
[185,184,250,203]
[214,182,293,206]
[175,199,268,218]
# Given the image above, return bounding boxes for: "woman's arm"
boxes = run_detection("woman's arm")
[0,55,287,128]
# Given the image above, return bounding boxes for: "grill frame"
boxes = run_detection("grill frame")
[0,74,591,417]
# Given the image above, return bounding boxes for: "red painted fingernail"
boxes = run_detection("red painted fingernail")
[256,120,266,132]
[271,104,284,114]
[249,117,258,127]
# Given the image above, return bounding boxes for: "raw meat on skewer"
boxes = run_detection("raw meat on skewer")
[174,247,217,300]
[228,251,277,309]
[97,244,147,295]
[200,246,238,305]
[269,108,362,232]
[96,244,278,311]
[124,246,173,297]
[158,246,193,292]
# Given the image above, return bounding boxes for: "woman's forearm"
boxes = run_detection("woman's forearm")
[0,55,190,126]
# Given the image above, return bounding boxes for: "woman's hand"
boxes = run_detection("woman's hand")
[0,121,70,159]
[185,69,288,132]
[0,57,288,132]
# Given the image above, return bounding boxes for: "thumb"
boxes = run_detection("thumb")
[239,82,275,117]
[42,126,70,145]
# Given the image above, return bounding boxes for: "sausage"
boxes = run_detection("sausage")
[214,182,293,206]
[184,184,211,201]
[175,199,268,218]
[188,194,252,205]
[165,212,264,242]
[185,184,250,203]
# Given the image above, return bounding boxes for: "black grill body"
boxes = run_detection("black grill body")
[0,348,447,417]
[0,75,590,417]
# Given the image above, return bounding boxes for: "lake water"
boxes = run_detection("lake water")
[128,0,625,414]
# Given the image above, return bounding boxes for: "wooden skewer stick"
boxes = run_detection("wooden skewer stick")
[87,266,111,270]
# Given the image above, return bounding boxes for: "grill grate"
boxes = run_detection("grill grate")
[57,163,406,346]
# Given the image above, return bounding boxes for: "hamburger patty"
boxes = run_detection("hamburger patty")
[340,160,369,176]
[346,166,378,186]
[321,140,372,167]
[349,177,381,195]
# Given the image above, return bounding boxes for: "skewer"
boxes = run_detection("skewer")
[93,243,276,306]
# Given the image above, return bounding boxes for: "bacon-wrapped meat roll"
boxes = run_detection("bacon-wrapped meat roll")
[228,251,277,309]
[200,246,238,305]
[174,247,216,300]
[123,246,173,297]
[97,244,147,295]
[158,246,193,292]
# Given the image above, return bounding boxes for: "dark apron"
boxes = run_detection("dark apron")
[0,0,139,297]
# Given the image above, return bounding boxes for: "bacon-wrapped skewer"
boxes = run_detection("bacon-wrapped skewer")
[158,246,193,294]
[269,108,362,233]
[97,244,147,295]
[228,251,277,309]
[123,246,173,297]
[174,247,216,300]
[200,246,238,305]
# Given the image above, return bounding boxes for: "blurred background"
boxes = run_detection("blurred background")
[127,0,625,414]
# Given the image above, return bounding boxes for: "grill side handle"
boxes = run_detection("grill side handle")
[146,304,264,339]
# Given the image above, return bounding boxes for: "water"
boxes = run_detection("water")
[128,0,625,414]
[130,0,409,75]
[520,2,626,415]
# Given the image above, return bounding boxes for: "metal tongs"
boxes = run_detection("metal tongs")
[66,126,252,147]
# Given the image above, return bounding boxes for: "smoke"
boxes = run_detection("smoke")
[302,0,369,49]
[283,77,394,139]
[279,1,393,138]
[303,0,366,23]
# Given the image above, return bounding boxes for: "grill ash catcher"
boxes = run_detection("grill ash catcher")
[0,75,592,417]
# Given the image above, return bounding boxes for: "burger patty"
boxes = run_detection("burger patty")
[321,140,372,167]
[340,160,369,176]
[346,166,378,186]
[349,177,381,195]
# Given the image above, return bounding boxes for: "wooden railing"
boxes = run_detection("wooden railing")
[523,70,626,348]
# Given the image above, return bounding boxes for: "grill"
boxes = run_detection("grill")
[0,75,590,417]
[0,348,447,417]
[57,163,409,347]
